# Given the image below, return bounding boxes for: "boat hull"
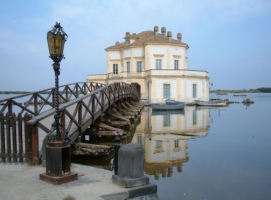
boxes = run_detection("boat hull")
[165,99,183,105]
[195,100,226,107]
[151,103,185,110]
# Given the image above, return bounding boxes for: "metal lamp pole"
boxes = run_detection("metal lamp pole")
[40,22,77,185]
[47,22,67,141]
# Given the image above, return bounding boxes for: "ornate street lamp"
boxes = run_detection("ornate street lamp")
[47,22,67,141]
[40,22,77,185]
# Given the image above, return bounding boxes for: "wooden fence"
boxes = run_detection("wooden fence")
[0,112,33,163]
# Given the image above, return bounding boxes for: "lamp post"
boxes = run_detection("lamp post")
[47,22,67,141]
[40,22,77,185]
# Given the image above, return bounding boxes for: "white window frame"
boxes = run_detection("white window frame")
[156,59,162,69]
[113,64,118,74]
[174,60,179,70]
[193,84,197,98]
[127,62,130,73]
[137,61,142,73]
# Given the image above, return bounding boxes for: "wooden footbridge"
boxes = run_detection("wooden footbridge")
[0,82,143,165]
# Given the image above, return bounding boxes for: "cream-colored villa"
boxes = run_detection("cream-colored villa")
[87,26,210,103]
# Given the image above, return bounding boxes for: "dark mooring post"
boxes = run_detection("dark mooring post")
[114,135,121,175]
[40,22,77,185]
[112,143,149,188]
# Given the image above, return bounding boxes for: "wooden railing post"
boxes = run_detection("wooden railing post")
[78,102,82,135]
[65,86,69,102]
[6,112,11,162]
[8,101,12,116]
[101,91,105,121]
[24,113,39,165]
[0,113,6,162]
[83,83,87,95]
[11,113,17,162]
[24,113,31,163]
[92,95,96,114]
[31,123,39,165]
[33,94,38,115]
[18,113,23,162]
[76,83,79,98]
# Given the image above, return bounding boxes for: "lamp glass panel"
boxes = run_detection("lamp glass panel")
[55,32,63,55]
[47,32,55,55]
[61,39,66,55]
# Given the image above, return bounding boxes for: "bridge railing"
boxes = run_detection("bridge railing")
[0,82,139,165]
[0,82,105,116]
[0,82,104,164]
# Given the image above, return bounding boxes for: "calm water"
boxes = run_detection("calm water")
[1,93,271,199]
[143,93,271,200]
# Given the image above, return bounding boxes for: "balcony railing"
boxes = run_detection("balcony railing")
[88,69,209,81]
[146,69,209,77]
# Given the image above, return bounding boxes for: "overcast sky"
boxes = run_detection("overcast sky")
[1,0,271,91]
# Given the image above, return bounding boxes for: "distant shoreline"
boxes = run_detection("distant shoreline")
[211,87,271,94]
[1,87,271,95]
[0,91,30,94]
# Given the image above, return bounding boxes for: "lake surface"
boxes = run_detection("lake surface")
[141,93,271,200]
[1,93,271,199]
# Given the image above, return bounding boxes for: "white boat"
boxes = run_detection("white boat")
[165,99,184,105]
[151,102,185,110]
[194,100,226,107]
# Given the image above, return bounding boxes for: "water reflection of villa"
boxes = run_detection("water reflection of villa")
[132,106,210,179]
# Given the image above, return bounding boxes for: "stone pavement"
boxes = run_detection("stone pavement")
[0,163,157,200]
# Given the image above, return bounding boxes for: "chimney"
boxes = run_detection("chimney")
[115,41,120,45]
[167,31,172,40]
[161,27,166,36]
[154,26,158,35]
[125,32,130,36]
[177,33,182,41]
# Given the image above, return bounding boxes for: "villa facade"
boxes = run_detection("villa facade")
[87,26,210,103]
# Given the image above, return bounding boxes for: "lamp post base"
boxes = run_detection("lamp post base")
[40,172,78,185]
[40,140,77,185]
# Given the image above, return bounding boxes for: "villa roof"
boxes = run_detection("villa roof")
[105,29,188,51]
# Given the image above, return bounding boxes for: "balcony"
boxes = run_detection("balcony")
[108,71,146,79]
[146,69,209,78]
[87,69,209,82]
[87,74,107,81]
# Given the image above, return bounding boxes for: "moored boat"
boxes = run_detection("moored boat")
[151,102,185,110]
[194,100,226,107]
[165,99,183,105]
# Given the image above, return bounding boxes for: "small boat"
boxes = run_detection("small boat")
[194,100,226,107]
[233,94,247,96]
[165,99,183,105]
[151,102,185,110]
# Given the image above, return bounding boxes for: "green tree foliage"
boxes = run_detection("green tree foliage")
[256,87,271,93]
[211,87,271,93]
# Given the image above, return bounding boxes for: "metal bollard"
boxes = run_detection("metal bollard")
[114,135,121,175]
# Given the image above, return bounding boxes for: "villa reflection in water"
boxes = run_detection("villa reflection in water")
[132,106,210,180]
